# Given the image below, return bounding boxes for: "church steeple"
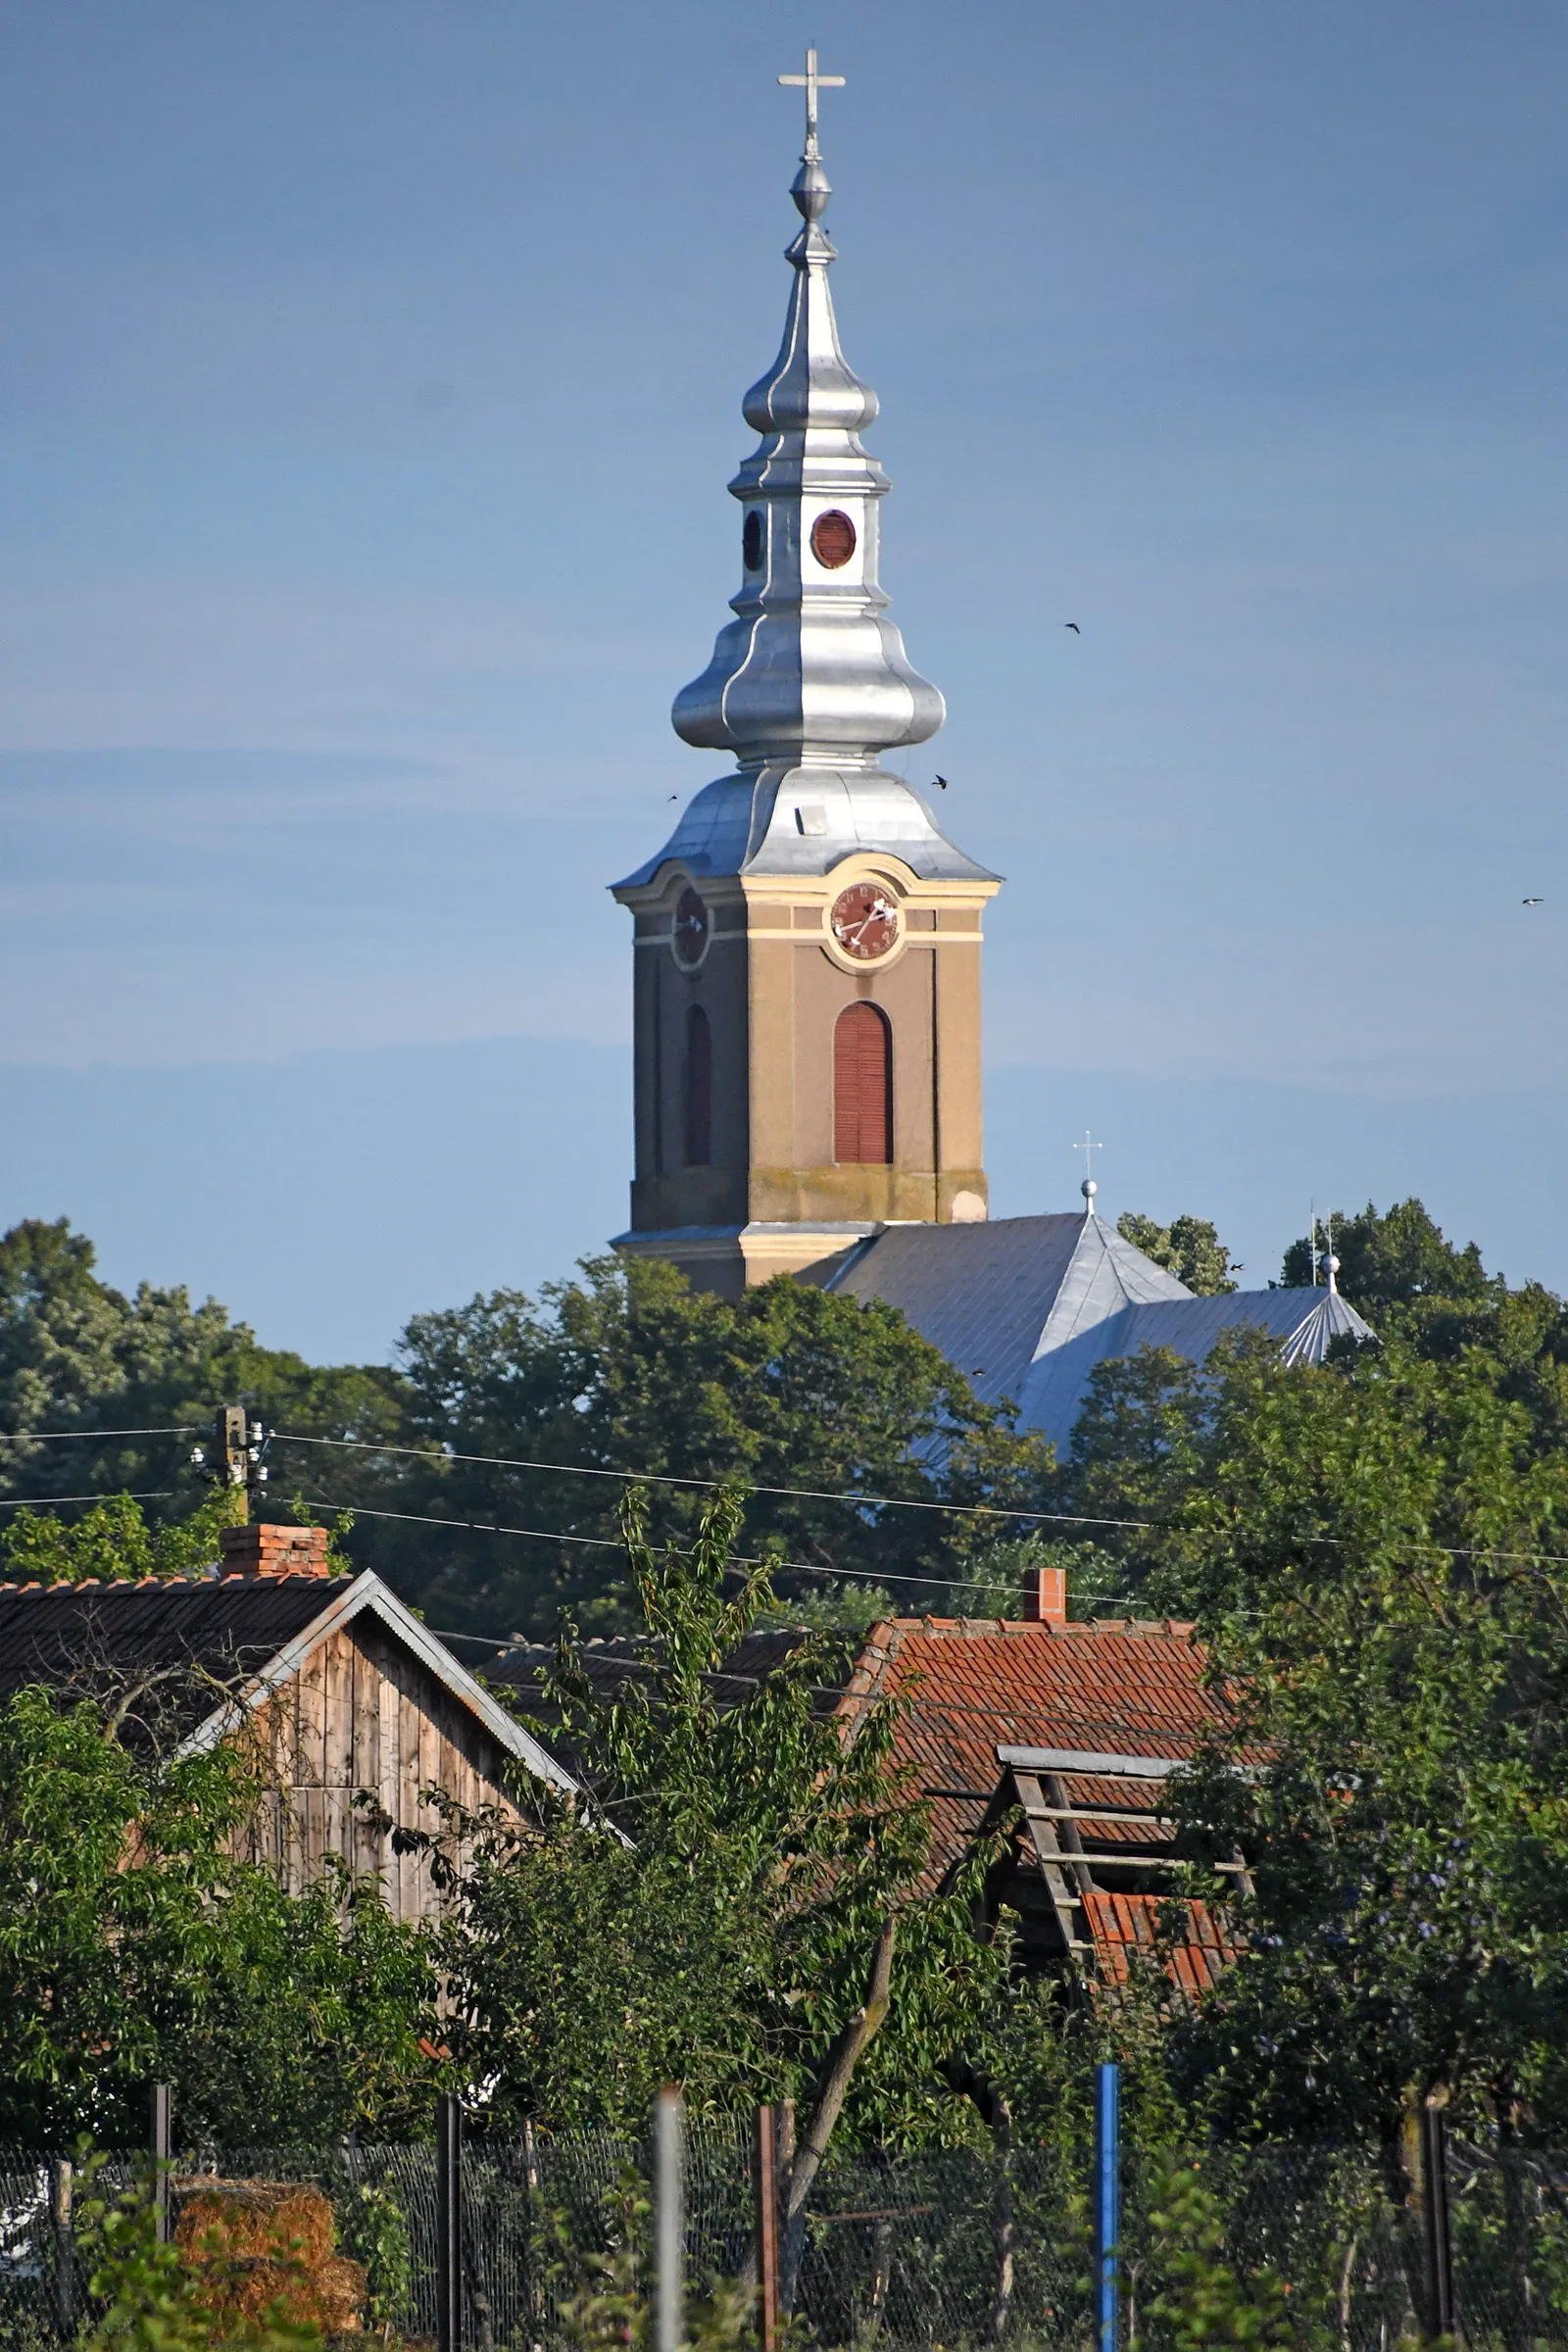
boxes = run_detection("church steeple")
[611,61,1002,1300]
[671,52,944,770]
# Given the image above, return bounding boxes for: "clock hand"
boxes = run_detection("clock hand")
[846,899,892,946]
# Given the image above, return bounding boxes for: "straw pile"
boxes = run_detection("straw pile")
[174,2179,367,2334]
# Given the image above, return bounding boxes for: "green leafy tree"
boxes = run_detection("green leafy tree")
[1056,1327,1568,2149]
[373,1252,1053,1638]
[0,1490,356,1587]
[1118,1214,1241,1296]
[1132,2157,1299,2351]
[426,1484,1011,2156]
[0,1488,244,1585]
[1279,1200,1493,1315]
[0,1685,435,2142]
[0,1217,412,1520]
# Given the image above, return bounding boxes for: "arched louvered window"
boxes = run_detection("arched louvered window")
[684,1004,712,1166]
[833,1001,892,1165]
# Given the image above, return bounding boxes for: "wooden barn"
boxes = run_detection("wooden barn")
[0,1519,577,1923]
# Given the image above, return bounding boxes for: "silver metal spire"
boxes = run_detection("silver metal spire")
[670,52,945,773]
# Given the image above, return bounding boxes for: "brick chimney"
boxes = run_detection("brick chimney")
[1020,1562,1067,1627]
[220,1522,333,1579]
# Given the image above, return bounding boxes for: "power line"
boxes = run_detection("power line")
[270,1429,1062,1528]
[0,1490,176,1511]
[0,1427,198,1446]
[271,1429,1568,1571]
[288,1494,1144,1609]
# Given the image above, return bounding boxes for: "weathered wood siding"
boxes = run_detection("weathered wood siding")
[241,1619,521,1924]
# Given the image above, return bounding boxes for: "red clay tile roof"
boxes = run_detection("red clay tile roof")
[1081,1890,1237,1994]
[833,1616,1232,1987]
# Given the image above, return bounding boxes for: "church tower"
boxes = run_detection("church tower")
[612,56,1001,1298]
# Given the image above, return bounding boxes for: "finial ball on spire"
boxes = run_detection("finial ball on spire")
[1082,1178,1099,1204]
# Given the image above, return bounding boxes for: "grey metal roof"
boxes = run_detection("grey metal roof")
[612,762,998,892]
[827,1214,1187,1411]
[826,1211,1372,1453]
[1018,1287,1373,1454]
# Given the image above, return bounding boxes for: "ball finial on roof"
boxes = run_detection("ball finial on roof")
[1081,1178,1099,1207]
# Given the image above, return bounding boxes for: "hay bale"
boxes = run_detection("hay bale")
[174,2178,365,2333]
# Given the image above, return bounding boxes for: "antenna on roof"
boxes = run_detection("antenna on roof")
[1308,1202,1319,1289]
[1076,1131,1102,1219]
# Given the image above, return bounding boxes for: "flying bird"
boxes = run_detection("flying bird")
[931,774,949,790]
[667,793,678,801]
[1523,896,1544,906]
[1064,621,1080,633]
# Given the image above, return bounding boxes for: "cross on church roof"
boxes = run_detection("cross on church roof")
[1076,1130,1103,1213]
[779,47,845,157]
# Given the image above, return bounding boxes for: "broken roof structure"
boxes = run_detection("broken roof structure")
[834,1615,1242,1993]
[491,1601,1238,1995]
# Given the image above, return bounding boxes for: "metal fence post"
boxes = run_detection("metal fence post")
[437,2091,463,2352]
[1095,2062,1121,2352]
[1420,2094,1455,2341]
[755,2103,780,2352]
[150,2082,172,2245]
[655,2088,685,2352]
[50,2158,74,2331]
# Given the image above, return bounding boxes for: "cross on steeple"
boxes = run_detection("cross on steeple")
[779,47,845,157]
[1076,1130,1102,1216]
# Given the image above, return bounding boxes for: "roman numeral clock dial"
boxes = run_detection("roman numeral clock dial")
[829,881,899,961]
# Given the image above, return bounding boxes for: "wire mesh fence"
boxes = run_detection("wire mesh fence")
[2,2129,1568,2348]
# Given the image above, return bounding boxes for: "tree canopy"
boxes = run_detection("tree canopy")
[1116,1212,1241,1295]
[1042,1293,1568,2147]
[0,1684,434,2144]
[352,1252,1054,1639]
[0,1225,1052,1640]
[1278,1197,1494,1314]
[0,1217,409,1517]
[422,1484,1011,2153]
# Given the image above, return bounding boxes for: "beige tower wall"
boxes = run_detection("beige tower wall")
[616,855,999,1295]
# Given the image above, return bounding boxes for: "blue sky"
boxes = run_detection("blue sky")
[3,0,1567,1359]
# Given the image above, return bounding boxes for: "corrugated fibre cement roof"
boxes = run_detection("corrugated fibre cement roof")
[0,1573,353,1737]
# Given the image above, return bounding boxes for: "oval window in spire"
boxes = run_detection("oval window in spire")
[743,512,763,571]
[810,510,857,569]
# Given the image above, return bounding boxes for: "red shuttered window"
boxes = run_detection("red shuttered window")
[684,1005,711,1165]
[833,1002,892,1164]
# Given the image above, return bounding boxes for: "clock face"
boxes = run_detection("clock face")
[829,881,899,962]
[671,886,710,967]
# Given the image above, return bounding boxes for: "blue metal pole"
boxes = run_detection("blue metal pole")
[1095,2062,1121,2352]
